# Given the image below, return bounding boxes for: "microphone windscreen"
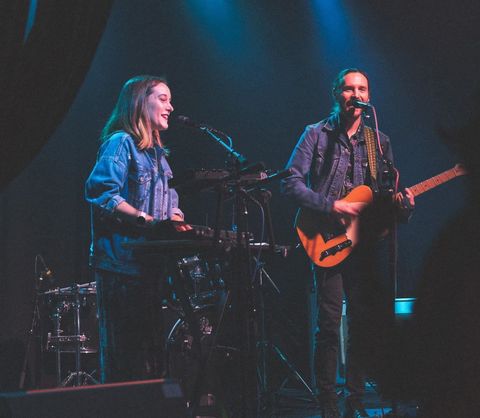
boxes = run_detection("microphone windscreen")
[176,115,194,126]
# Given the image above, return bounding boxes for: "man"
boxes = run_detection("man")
[282,68,414,418]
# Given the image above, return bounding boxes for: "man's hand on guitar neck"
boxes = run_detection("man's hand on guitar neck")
[395,187,415,210]
[394,187,415,223]
[331,186,415,227]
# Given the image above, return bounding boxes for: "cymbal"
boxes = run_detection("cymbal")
[39,282,96,296]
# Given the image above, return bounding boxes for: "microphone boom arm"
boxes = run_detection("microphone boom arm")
[201,126,247,165]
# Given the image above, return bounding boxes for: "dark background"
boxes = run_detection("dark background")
[1,0,478,389]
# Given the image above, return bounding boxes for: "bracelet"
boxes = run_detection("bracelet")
[137,211,147,224]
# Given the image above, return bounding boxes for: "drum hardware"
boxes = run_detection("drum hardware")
[42,282,99,386]
[165,256,208,414]
[165,290,237,411]
[162,250,238,417]
[44,283,98,354]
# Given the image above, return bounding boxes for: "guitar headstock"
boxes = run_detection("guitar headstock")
[454,163,467,176]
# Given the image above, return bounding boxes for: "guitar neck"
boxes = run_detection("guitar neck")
[409,166,465,197]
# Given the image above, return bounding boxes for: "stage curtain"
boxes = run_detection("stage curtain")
[0,0,113,190]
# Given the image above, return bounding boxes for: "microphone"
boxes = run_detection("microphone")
[176,115,230,138]
[38,254,54,282]
[254,167,294,187]
[351,98,372,109]
[176,115,201,128]
[240,161,266,175]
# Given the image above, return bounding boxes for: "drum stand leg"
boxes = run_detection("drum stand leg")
[59,288,98,387]
[50,310,63,386]
[61,370,99,387]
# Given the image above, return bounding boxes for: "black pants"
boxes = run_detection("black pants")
[95,269,166,383]
[314,250,392,401]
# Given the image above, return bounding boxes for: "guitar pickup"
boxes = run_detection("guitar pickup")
[320,239,352,261]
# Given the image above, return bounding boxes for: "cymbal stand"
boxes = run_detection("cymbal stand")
[226,173,299,417]
[19,254,55,389]
[229,183,258,418]
[250,191,318,414]
[18,270,42,389]
[254,257,275,409]
[60,285,98,386]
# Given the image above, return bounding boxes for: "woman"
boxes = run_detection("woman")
[85,75,183,382]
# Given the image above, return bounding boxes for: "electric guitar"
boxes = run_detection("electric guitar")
[295,164,467,268]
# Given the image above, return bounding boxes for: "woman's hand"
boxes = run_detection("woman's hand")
[170,213,192,232]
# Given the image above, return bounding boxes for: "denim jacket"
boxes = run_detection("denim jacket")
[85,131,183,275]
[282,115,394,214]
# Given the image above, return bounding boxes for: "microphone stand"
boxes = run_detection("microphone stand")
[199,127,247,166]
[179,126,258,417]
[386,215,400,417]
[376,154,404,417]
[19,278,41,389]
[228,176,309,416]
[233,184,258,417]
[19,257,50,389]
[184,124,298,416]
[384,201,408,418]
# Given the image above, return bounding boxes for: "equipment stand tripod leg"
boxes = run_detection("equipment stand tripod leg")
[272,344,317,399]
[249,188,319,411]
[255,261,319,413]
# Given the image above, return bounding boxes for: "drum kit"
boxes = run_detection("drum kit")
[36,254,228,389]
[26,159,299,418]
[31,223,299,418]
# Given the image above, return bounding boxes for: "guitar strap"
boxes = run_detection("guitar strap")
[363,125,378,191]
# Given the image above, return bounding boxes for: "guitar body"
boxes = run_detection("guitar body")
[295,164,466,268]
[295,185,374,268]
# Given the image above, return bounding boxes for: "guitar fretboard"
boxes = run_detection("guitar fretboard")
[410,166,465,197]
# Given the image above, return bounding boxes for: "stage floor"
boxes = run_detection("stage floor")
[267,385,418,418]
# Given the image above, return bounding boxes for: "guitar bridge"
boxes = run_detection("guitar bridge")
[320,239,352,261]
